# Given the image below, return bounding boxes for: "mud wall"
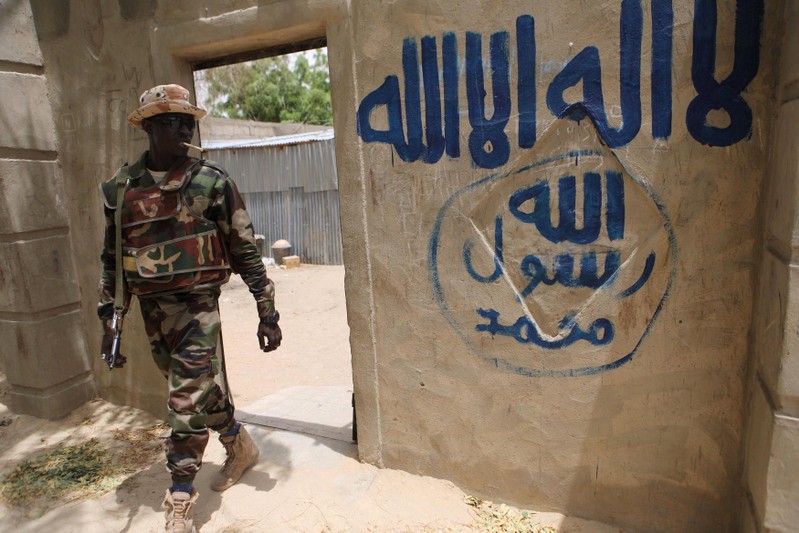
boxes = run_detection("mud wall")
[339,1,783,531]
[13,0,794,531]
[0,0,94,418]
[742,3,799,530]
[28,0,179,418]
[26,0,343,418]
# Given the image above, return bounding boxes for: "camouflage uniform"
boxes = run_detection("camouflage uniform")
[98,152,275,484]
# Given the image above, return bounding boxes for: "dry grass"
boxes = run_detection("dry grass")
[0,422,167,515]
[464,495,559,532]
[410,496,560,532]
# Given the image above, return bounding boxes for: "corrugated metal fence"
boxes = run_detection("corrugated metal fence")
[204,130,343,265]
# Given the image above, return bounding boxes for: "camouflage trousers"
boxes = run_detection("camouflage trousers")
[139,289,236,484]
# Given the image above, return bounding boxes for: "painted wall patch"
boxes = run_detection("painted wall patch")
[429,110,677,376]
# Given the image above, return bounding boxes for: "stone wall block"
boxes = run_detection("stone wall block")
[762,101,799,249]
[753,252,788,392]
[753,250,799,417]
[778,1,799,91]
[0,309,94,419]
[764,414,799,531]
[743,381,775,526]
[0,237,81,314]
[6,375,95,420]
[0,0,43,66]
[740,501,758,533]
[0,311,91,390]
[0,160,69,234]
[777,265,799,417]
[0,73,57,151]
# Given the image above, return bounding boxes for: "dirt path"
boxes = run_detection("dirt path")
[218,264,353,408]
[0,264,621,532]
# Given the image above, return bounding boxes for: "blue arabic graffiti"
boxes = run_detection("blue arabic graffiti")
[518,251,622,297]
[356,0,764,168]
[651,0,674,139]
[546,0,642,147]
[428,146,678,376]
[687,0,764,146]
[508,171,625,244]
[475,309,614,348]
[465,225,656,300]
[463,169,655,349]
[464,170,630,289]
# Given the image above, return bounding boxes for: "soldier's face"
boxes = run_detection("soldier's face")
[144,113,196,155]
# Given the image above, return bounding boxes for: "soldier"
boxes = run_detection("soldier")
[97,84,282,532]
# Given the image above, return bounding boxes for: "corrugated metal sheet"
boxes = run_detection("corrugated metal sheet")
[205,136,338,193]
[206,132,343,265]
[242,190,343,265]
[203,128,334,150]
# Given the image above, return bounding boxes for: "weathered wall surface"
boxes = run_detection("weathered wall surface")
[27,0,342,418]
[0,0,94,418]
[742,2,799,531]
[29,0,177,418]
[15,0,795,530]
[340,1,782,531]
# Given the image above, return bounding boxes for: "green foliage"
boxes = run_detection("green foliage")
[203,49,332,126]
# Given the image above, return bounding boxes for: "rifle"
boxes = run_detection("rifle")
[101,307,125,369]
[102,174,129,371]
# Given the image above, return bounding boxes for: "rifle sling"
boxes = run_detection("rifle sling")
[113,178,127,310]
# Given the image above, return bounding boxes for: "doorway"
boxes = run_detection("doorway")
[191,48,355,443]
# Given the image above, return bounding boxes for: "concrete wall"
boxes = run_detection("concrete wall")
[0,0,94,418]
[27,0,186,419]
[340,1,783,531]
[11,0,795,530]
[25,0,344,418]
[742,2,799,531]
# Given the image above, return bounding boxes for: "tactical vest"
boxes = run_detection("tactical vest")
[101,157,231,296]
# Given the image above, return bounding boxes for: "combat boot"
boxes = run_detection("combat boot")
[211,425,260,491]
[162,489,198,533]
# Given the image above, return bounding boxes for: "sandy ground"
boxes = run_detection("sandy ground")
[218,264,354,408]
[0,265,621,532]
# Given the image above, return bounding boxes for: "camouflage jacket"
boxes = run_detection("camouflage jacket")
[98,152,275,320]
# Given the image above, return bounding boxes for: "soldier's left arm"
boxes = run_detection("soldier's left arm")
[211,175,277,319]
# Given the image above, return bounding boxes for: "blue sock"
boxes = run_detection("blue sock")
[220,422,241,438]
[170,482,193,494]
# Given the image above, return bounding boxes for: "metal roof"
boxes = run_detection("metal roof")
[203,128,338,193]
[202,128,335,150]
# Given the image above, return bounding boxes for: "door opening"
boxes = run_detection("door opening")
[192,47,355,443]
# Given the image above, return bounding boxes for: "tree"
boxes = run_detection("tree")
[201,49,332,126]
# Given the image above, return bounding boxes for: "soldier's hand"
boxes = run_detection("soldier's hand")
[257,321,282,352]
[100,322,127,368]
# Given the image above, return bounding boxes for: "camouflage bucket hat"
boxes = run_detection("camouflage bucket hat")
[127,84,207,129]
